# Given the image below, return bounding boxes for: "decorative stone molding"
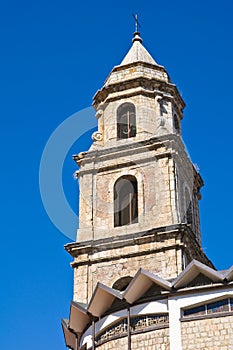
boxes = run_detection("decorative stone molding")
[92,131,103,142]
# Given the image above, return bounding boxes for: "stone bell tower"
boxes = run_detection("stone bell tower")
[65,31,213,305]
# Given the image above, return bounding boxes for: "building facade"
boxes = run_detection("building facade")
[62,32,233,350]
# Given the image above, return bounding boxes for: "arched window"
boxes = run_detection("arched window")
[114,175,138,227]
[117,103,136,139]
[112,276,133,291]
[185,188,193,225]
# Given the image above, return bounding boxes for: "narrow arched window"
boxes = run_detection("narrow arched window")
[117,103,136,139]
[114,176,138,227]
[185,188,193,225]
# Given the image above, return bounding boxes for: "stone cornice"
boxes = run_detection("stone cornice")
[65,224,207,264]
[93,76,185,112]
[73,134,203,189]
[111,61,167,74]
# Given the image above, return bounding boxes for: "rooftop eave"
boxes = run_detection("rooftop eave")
[172,259,223,289]
[111,60,166,75]
[62,318,78,350]
[123,268,172,304]
[223,265,233,281]
[87,282,124,317]
[69,301,90,334]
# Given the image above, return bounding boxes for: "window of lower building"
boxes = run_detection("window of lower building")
[183,304,205,317]
[207,299,229,314]
[183,297,233,319]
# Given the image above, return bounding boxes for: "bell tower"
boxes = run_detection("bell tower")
[66,32,213,304]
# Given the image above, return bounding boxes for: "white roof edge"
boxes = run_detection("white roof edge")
[87,282,124,317]
[172,260,223,288]
[223,265,233,281]
[140,269,172,290]
[62,319,77,350]
[123,268,172,304]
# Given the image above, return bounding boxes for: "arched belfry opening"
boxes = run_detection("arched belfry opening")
[114,175,138,227]
[117,103,136,139]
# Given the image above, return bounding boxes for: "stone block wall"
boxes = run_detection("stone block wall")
[131,328,170,350]
[96,336,127,349]
[181,315,233,349]
[73,246,181,303]
[76,133,202,244]
[77,148,180,242]
[72,231,184,303]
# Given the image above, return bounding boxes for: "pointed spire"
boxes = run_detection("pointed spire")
[120,31,158,66]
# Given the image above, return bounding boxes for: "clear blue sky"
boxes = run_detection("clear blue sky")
[0,0,233,349]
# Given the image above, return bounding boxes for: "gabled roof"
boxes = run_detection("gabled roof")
[223,265,233,281]
[69,301,90,333]
[120,32,159,67]
[123,268,172,304]
[172,259,223,289]
[87,282,123,317]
